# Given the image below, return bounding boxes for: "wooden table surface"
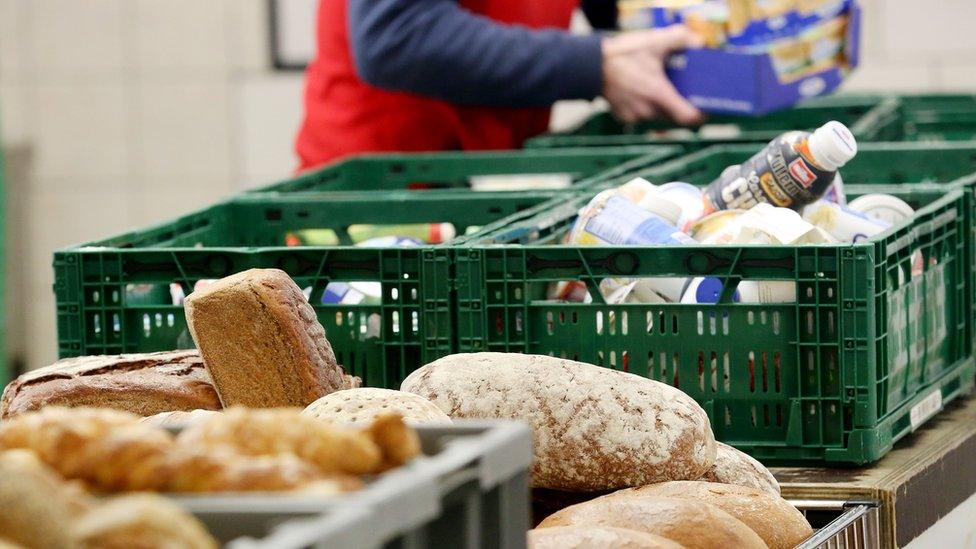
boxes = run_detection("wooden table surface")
[774,394,976,547]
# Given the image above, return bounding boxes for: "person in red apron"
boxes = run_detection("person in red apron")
[296,0,702,170]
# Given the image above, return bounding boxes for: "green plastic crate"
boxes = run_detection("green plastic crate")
[525,95,900,150]
[54,190,559,389]
[455,142,976,464]
[875,94,976,142]
[251,147,680,193]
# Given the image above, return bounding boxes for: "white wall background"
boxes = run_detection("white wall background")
[1,0,975,371]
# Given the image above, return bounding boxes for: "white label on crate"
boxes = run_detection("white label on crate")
[910,390,943,431]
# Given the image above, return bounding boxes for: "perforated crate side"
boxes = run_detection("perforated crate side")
[455,144,976,464]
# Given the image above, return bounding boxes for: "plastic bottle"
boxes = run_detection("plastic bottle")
[290,223,456,246]
[570,192,693,246]
[569,184,695,303]
[702,120,858,213]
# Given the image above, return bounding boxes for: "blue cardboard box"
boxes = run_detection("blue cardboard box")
[659,1,861,115]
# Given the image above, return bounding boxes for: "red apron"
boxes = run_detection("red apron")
[296,0,579,170]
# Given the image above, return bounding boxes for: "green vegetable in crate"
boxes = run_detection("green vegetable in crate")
[401,352,716,492]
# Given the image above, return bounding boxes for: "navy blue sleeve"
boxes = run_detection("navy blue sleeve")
[581,0,618,30]
[348,0,604,107]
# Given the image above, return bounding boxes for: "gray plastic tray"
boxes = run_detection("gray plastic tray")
[167,420,533,548]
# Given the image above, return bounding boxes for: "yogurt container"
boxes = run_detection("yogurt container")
[658,181,706,232]
[847,194,915,225]
[690,209,746,241]
[802,200,890,243]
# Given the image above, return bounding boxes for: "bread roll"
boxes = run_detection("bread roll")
[401,353,715,491]
[184,269,353,407]
[0,450,93,549]
[176,407,383,475]
[0,350,221,419]
[73,494,217,549]
[162,447,331,493]
[537,496,766,549]
[528,526,684,549]
[616,481,809,549]
[303,388,451,425]
[700,442,780,495]
[140,409,222,428]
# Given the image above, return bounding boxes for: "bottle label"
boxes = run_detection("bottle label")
[704,132,835,211]
[583,196,694,246]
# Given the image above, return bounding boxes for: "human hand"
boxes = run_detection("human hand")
[602,26,705,125]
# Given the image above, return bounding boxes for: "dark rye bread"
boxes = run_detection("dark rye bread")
[184,268,351,408]
[0,350,221,419]
[401,353,716,491]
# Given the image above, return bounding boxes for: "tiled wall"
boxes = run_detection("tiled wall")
[1,0,975,371]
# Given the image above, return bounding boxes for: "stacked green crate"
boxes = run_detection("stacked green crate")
[54,146,680,389]
[455,142,976,464]
[525,95,901,150]
[250,147,680,193]
[54,190,562,389]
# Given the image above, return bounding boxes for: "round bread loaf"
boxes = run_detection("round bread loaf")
[700,442,780,495]
[0,449,93,549]
[615,481,810,549]
[73,494,217,549]
[537,495,765,549]
[529,526,684,549]
[401,353,715,491]
[302,388,451,425]
[140,409,222,428]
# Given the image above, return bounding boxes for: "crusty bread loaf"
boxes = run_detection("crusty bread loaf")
[616,481,810,549]
[528,526,685,549]
[0,350,221,419]
[184,268,351,408]
[0,450,93,549]
[700,442,780,495]
[303,388,451,425]
[401,353,716,491]
[73,494,217,549]
[140,409,222,428]
[537,495,766,549]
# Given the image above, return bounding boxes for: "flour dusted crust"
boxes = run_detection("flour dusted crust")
[0,350,221,419]
[537,495,766,549]
[401,352,716,491]
[615,481,810,549]
[184,269,351,408]
[303,388,451,425]
[700,442,780,495]
[528,526,685,549]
